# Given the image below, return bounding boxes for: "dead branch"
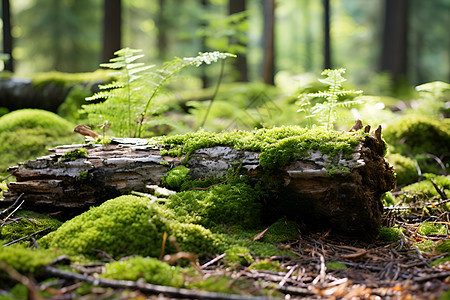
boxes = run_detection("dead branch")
[44,266,270,300]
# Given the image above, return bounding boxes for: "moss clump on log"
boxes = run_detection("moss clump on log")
[154,125,368,173]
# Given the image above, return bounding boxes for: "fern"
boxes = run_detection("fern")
[82,49,235,138]
[302,68,363,130]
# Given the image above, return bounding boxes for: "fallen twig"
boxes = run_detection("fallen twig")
[44,265,271,300]
[2,227,51,247]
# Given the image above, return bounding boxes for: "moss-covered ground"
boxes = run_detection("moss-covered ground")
[0,71,448,299]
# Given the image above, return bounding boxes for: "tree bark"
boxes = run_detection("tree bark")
[229,0,248,82]
[102,0,122,63]
[323,0,331,69]
[2,125,395,238]
[2,0,13,72]
[262,0,275,85]
[380,0,408,82]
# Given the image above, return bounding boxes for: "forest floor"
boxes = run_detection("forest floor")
[2,205,448,300]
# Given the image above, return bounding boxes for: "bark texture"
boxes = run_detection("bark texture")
[1,127,395,238]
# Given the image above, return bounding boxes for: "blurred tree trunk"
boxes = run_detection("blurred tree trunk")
[229,0,248,82]
[157,0,168,61]
[323,0,331,69]
[302,0,313,71]
[2,0,13,72]
[102,0,122,63]
[262,0,275,85]
[380,0,408,82]
[200,0,209,88]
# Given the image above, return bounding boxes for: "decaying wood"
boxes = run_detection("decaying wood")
[1,121,395,238]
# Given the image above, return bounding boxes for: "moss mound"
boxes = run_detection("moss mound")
[168,181,262,229]
[40,195,223,258]
[0,244,56,276]
[101,256,184,287]
[383,116,450,174]
[0,109,80,173]
[401,174,450,198]
[386,153,418,185]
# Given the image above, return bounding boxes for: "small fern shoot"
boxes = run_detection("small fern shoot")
[137,51,236,137]
[82,49,235,138]
[305,68,363,130]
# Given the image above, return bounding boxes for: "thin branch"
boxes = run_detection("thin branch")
[44,266,268,300]
[430,179,447,200]
[3,227,51,247]
[0,192,24,216]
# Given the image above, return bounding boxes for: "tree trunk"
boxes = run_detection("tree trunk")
[157,0,168,61]
[2,124,395,239]
[229,0,248,82]
[102,0,122,63]
[380,0,408,82]
[262,0,275,85]
[323,0,331,69]
[2,0,13,72]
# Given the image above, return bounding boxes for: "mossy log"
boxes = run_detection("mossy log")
[1,123,395,238]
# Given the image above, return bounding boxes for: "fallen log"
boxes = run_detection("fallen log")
[1,122,395,238]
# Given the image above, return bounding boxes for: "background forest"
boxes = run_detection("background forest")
[0,1,450,299]
[2,0,450,87]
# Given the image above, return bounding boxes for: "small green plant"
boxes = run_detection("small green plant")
[300,68,363,130]
[82,49,235,138]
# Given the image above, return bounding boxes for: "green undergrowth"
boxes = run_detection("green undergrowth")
[39,195,223,258]
[101,256,184,287]
[401,174,450,198]
[0,210,62,242]
[0,109,81,173]
[378,227,404,242]
[0,243,57,277]
[384,115,450,176]
[167,172,262,229]
[152,125,367,171]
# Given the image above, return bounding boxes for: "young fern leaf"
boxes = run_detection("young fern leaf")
[82,49,235,138]
[136,51,236,137]
[305,68,363,130]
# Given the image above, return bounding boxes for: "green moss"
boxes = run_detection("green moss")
[40,195,223,258]
[430,255,450,266]
[262,218,299,244]
[381,191,397,206]
[223,245,254,267]
[418,222,447,236]
[384,116,450,174]
[248,259,281,272]
[401,174,450,199]
[378,227,403,242]
[101,256,183,287]
[326,261,347,270]
[0,210,62,242]
[386,153,418,185]
[153,125,367,172]
[60,148,88,161]
[40,195,169,258]
[161,165,190,189]
[0,109,80,172]
[167,180,262,229]
[414,240,436,252]
[435,240,450,253]
[0,244,56,275]
[167,221,223,254]
[30,69,111,89]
